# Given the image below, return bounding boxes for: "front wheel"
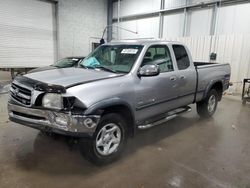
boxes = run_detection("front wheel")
[197,89,219,118]
[79,113,128,165]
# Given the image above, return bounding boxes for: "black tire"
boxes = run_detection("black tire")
[197,89,219,118]
[79,113,128,165]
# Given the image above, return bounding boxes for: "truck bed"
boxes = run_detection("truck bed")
[194,62,225,67]
[194,61,231,102]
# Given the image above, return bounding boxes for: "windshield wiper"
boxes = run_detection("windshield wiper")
[80,64,94,69]
[95,65,117,73]
[52,65,60,68]
[80,64,120,73]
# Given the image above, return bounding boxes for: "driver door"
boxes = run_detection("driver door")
[135,45,179,122]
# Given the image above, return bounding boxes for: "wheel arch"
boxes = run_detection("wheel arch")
[84,98,136,137]
[204,80,223,101]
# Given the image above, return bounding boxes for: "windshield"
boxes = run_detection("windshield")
[53,58,81,68]
[80,45,143,73]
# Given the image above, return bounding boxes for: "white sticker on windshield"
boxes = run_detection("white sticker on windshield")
[72,58,79,61]
[121,49,138,54]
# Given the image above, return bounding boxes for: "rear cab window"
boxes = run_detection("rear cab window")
[172,45,190,70]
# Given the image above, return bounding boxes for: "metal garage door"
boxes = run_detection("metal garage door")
[0,0,56,68]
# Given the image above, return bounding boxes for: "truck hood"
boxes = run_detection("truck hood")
[24,67,122,88]
[28,66,57,73]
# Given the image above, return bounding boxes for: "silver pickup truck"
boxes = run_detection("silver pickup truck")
[8,40,231,165]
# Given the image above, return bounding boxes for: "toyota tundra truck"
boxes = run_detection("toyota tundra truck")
[8,40,231,165]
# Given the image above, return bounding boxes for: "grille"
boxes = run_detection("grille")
[10,82,32,106]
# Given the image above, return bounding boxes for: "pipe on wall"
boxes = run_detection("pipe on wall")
[107,0,113,42]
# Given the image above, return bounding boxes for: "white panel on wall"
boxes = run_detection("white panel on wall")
[164,0,186,9]
[216,3,250,35]
[113,0,161,18]
[113,17,159,40]
[167,34,250,93]
[188,0,208,5]
[113,1,118,19]
[211,34,250,83]
[0,0,56,68]
[163,12,184,38]
[212,34,250,92]
[113,0,188,19]
[58,0,107,58]
[186,8,213,36]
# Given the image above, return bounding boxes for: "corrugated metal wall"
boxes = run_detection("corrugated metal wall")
[112,0,250,93]
[57,0,107,58]
[166,34,250,93]
[114,17,160,39]
[113,0,161,18]
[0,0,56,68]
[113,1,250,38]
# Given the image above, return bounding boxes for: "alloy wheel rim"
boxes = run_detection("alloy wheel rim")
[208,95,216,113]
[95,123,121,156]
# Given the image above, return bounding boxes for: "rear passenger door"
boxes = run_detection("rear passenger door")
[172,45,197,106]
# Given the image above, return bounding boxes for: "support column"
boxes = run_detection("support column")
[182,0,188,36]
[210,2,218,36]
[158,0,165,38]
[107,0,113,42]
[117,0,121,39]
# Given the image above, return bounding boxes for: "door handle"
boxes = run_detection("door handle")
[180,75,186,79]
[170,76,177,81]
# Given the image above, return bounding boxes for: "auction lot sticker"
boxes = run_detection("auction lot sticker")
[121,49,138,54]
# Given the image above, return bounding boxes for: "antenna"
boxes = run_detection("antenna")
[100,25,138,44]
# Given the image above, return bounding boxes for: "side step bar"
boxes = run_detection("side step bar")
[138,106,191,130]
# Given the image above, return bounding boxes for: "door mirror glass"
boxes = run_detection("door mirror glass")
[138,64,160,77]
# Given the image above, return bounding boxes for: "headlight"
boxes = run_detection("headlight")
[42,93,63,110]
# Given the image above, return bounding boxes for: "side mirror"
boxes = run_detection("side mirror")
[138,64,160,77]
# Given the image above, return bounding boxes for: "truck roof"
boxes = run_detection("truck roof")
[108,39,183,45]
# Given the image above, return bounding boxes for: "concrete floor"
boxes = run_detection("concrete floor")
[0,93,250,188]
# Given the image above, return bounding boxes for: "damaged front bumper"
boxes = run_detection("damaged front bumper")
[8,102,100,137]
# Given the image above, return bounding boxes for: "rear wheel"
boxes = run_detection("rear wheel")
[79,113,128,165]
[197,89,219,118]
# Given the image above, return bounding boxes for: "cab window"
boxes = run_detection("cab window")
[141,45,174,73]
[172,45,190,70]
